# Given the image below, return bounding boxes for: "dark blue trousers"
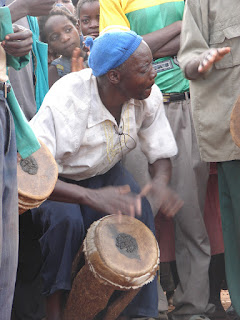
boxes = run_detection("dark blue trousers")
[31,163,158,318]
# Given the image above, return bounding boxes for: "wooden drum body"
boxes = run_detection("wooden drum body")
[64,215,159,320]
[17,141,58,214]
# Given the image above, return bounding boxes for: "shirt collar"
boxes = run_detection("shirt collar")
[87,75,132,128]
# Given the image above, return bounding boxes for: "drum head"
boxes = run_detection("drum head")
[17,140,58,201]
[84,215,159,289]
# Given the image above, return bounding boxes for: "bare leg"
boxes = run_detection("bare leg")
[46,290,64,320]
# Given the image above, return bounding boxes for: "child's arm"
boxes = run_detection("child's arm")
[48,65,59,88]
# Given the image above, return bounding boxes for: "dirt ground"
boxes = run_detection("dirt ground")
[168,290,231,312]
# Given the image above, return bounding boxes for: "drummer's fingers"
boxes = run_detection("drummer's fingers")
[139,183,152,197]
[171,199,184,216]
[118,185,131,194]
[162,198,184,218]
[160,200,171,216]
[117,210,123,223]
[135,196,142,216]
[129,204,135,218]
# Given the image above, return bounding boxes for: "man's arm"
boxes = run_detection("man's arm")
[152,35,180,59]
[177,0,229,80]
[49,179,143,217]
[178,1,231,80]
[142,21,181,58]
[148,159,183,218]
[8,0,55,23]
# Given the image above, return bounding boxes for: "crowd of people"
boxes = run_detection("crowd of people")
[1,0,240,320]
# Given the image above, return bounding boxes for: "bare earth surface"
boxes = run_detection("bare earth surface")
[168,290,231,312]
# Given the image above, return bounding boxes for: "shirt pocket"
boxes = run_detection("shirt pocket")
[209,24,240,69]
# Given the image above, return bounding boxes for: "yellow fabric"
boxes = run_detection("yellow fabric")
[100,0,130,33]
[122,0,183,13]
[100,0,183,33]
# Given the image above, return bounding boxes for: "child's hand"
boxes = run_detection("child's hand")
[71,48,84,72]
[82,35,96,53]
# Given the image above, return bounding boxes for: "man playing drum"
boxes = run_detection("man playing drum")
[30,31,183,320]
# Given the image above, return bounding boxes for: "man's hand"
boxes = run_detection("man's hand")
[198,47,231,73]
[1,24,33,57]
[49,180,144,218]
[185,47,231,80]
[151,183,183,218]
[148,159,183,218]
[87,185,142,217]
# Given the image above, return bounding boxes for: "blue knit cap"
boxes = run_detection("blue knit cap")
[85,31,143,77]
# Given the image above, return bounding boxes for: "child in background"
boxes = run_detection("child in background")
[55,0,75,14]
[38,6,83,87]
[70,0,100,68]
[77,0,100,39]
[46,1,76,65]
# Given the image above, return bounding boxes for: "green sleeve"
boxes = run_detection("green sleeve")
[0,6,30,70]
[0,7,40,158]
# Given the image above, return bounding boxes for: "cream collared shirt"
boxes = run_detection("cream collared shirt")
[30,68,177,181]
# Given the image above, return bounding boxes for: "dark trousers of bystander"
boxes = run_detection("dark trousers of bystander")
[0,90,18,320]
